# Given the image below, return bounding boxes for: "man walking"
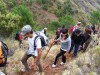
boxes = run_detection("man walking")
[20,25,43,74]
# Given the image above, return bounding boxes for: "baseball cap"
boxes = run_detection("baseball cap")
[21,25,32,35]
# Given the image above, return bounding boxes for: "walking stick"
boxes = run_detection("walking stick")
[43,37,56,60]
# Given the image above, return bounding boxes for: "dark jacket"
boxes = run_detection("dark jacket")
[84,29,92,42]
[71,31,85,46]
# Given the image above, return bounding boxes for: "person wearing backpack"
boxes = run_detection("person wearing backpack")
[20,25,44,74]
[82,26,92,52]
[73,22,82,32]
[52,28,71,68]
[69,29,85,57]
[15,32,23,48]
[41,27,47,36]
[0,41,8,67]
[56,28,61,39]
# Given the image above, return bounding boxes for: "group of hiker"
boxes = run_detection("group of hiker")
[54,22,99,68]
[0,21,99,75]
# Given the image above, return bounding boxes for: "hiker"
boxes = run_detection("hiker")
[0,41,8,67]
[60,25,65,32]
[20,25,43,74]
[91,24,96,35]
[41,27,47,36]
[69,29,85,57]
[52,28,71,67]
[18,33,23,48]
[0,41,9,75]
[15,32,23,48]
[82,25,92,52]
[55,28,61,43]
[73,22,82,32]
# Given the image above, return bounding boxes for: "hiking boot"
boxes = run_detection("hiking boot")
[60,62,65,65]
[52,64,56,68]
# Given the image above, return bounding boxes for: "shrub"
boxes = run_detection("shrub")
[54,9,62,17]
[7,0,16,8]
[42,4,48,10]
[37,0,53,6]
[90,11,100,25]
[0,0,7,13]
[57,1,62,9]
[59,15,75,28]
[13,5,35,28]
[0,12,21,37]
[48,21,60,31]
[62,0,74,15]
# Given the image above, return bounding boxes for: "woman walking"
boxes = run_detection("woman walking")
[52,28,71,67]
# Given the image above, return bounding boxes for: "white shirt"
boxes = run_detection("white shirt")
[27,34,42,56]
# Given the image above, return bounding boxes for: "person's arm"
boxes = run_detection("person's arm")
[35,38,42,62]
[80,34,86,47]
[67,37,71,51]
[71,32,75,41]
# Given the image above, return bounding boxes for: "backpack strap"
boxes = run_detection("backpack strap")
[0,41,8,66]
[34,35,40,50]
[1,41,8,53]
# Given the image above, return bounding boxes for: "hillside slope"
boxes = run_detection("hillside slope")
[12,0,100,25]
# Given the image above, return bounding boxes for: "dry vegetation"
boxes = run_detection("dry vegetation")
[0,34,100,75]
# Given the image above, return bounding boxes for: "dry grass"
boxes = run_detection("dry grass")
[0,34,99,75]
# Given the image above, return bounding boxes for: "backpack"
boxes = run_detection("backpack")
[69,26,74,33]
[0,41,8,67]
[34,31,48,50]
[15,32,19,40]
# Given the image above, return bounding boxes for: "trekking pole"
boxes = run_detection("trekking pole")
[43,37,56,60]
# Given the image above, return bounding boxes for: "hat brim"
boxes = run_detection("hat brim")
[20,31,26,35]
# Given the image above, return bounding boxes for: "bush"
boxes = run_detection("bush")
[54,9,62,17]
[37,0,48,4]
[7,0,16,8]
[59,15,75,28]
[54,0,74,17]
[62,0,74,15]
[48,21,60,31]
[0,0,7,13]
[37,0,53,6]
[13,5,35,28]
[0,12,21,37]
[42,4,48,10]
[90,11,100,25]
[57,1,62,9]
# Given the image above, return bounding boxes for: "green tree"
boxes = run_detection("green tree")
[13,5,35,28]
[0,12,21,37]
[90,11,100,25]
